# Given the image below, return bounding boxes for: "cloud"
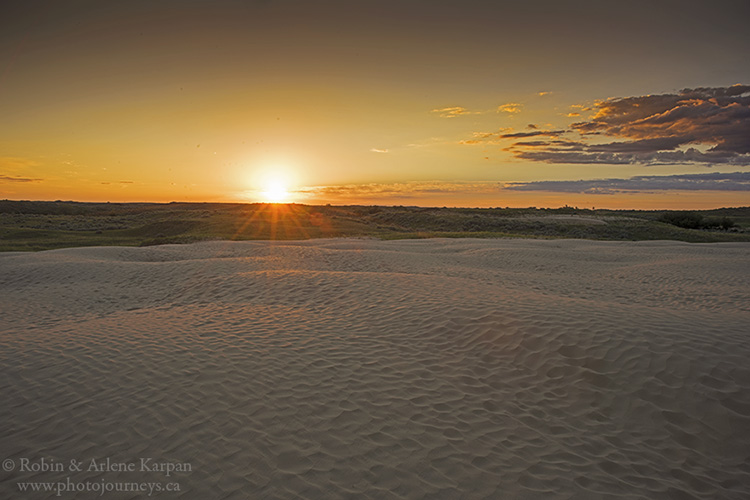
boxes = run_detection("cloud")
[370,148,389,153]
[461,85,750,165]
[458,129,513,145]
[101,180,133,186]
[497,103,522,114]
[0,174,43,183]
[301,182,502,199]
[460,129,565,146]
[504,172,750,194]
[0,156,45,183]
[511,84,750,165]
[431,106,480,118]
[510,139,580,148]
[0,156,40,173]
[295,174,750,203]
[498,130,566,139]
[512,145,749,165]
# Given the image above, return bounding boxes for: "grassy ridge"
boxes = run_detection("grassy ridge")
[1,201,749,252]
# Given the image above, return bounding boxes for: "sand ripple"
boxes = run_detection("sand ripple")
[1,239,749,498]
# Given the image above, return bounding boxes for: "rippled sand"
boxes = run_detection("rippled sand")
[1,239,749,499]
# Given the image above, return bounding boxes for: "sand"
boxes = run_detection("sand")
[1,238,749,499]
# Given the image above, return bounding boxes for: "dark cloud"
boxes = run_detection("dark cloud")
[587,137,685,153]
[0,175,43,182]
[509,139,582,148]
[461,129,564,145]
[498,130,566,139]
[504,85,750,165]
[514,147,747,165]
[504,172,750,194]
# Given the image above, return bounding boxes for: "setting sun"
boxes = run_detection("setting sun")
[246,164,301,204]
[260,177,291,203]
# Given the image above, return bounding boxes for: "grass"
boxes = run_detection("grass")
[1,200,749,252]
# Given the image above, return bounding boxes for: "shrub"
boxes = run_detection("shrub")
[659,211,704,229]
[659,211,736,230]
[702,216,736,230]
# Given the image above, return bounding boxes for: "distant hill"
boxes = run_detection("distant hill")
[1,201,749,251]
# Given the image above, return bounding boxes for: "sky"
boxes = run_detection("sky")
[1,0,749,208]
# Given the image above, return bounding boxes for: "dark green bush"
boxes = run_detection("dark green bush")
[659,211,736,230]
[659,211,704,229]
[702,216,736,230]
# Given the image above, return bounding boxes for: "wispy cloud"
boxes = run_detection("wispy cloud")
[301,173,750,201]
[301,181,502,199]
[460,128,563,145]
[100,180,134,186]
[0,156,41,173]
[0,174,43,183]
[499,129,566,139]
[431,106,481,118]
[497,103,523,115]
[459,129,513,145]
[504,172,750,194]
[370,148,389,153]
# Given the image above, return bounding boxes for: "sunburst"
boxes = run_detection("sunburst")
[261,177,290,203]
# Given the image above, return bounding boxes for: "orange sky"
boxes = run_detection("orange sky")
[1,0,749,208]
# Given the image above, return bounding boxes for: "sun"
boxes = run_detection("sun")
[246,163,300,203]
[261,177,290,203]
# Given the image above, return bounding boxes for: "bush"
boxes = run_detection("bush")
[702,216,736,230]
[659,211,736,230]
[659,211,704,229]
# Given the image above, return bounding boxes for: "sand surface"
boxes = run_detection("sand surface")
[1,238,749,499]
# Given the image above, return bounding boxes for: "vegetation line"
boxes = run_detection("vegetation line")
[1,201,748,252]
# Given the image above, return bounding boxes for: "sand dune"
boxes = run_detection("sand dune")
[1,239,749,499]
